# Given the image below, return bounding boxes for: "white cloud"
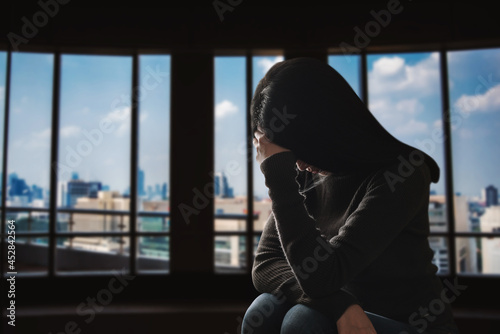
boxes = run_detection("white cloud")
[33,128,51,139]
[394,118,428,136]
[458,128,474,139]
[368,53,440,138]
[60,125,81,138]
[0,86,4,99]
[433,119,442,129]
[257,56,284,75]
[369,52,440,96]
[370,97,424,131]
[14,128,51,150]
[104,158,115,166]
[454,83,500,114]
[395,98,423,115]
[215,99,238,119]
[373,56,405,77]
[105,106,131,136]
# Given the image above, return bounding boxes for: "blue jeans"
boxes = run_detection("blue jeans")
[242,293,426,334]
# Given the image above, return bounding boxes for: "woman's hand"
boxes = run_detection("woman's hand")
[253,128,290,165]
[337,304,377,334]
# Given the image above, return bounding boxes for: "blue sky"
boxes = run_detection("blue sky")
[1,49,499,206]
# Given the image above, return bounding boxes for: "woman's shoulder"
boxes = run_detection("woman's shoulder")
[365,157,432,195]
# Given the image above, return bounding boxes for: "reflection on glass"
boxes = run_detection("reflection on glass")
[138,55,171,213]
[56,237,129,272]
[58,54,132,211]
[4,237,48,274]
[214,235,246,273]
[137,236,169,273]
[328,55,362,98]
[7,53,54,208]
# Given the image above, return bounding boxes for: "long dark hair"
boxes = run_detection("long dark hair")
[250,57,440,182]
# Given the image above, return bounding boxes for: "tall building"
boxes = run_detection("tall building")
[480,205,500,273]
[66,179,102,207]
[214,172,234,199]
[31,184,43,199]
[138,169,146,197]
[7,173,32,205]
[161,182,168,200]
[57,181,68,207]
[484,185,499,207]
[428,194,477,274]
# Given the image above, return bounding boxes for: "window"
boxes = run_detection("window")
[4,52,54,274]
[1,52,171,276]
[137,55,171,273]
[367,52,449,273]
[212,54,285,272]
[214,56,247,273]
[328,54,362,98]
[448,48,500,274]
[57,54,132,273]
[1,46,498,284]
[252,55,283,238]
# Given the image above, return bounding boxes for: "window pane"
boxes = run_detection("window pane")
[368,52,446,220]
[57,212,129,233]
[6,210,48,233]
[214,57,247,224]
[57,54,132,211]
[214,235,246,273]
[368,52,449,274]
[328,55,361,98]
[138,55,170,215]
[456,237,495,274]
[251,56,283,232]
[428,236,449,275]
[137,235,169,273]
[448,48,500,238]
[214,56,247,272]
[7,52,53,208]
[56,236,129,273]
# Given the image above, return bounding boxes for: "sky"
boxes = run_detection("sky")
[1,48,499,207]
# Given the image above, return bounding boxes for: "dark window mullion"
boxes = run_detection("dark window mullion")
[0,50,12,279]
[129,52,140,275]
[439,49,457,277]
[49,52,62,277]
[360,51,368,106]
[246,52,254,273]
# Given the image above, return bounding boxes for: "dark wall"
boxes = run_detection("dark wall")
[1,1,500,52]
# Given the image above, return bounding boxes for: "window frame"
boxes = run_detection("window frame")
[0,44,498,310]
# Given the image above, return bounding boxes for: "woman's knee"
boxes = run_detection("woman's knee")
[242,293,292,334]
[281,304,337,334]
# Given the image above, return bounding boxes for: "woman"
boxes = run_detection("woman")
[242,57,459,334]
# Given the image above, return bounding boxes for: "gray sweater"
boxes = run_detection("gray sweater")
[252,151,458,334]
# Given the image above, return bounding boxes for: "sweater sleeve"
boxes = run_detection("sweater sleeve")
[252,211,361,322]
[256,151,430,317]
